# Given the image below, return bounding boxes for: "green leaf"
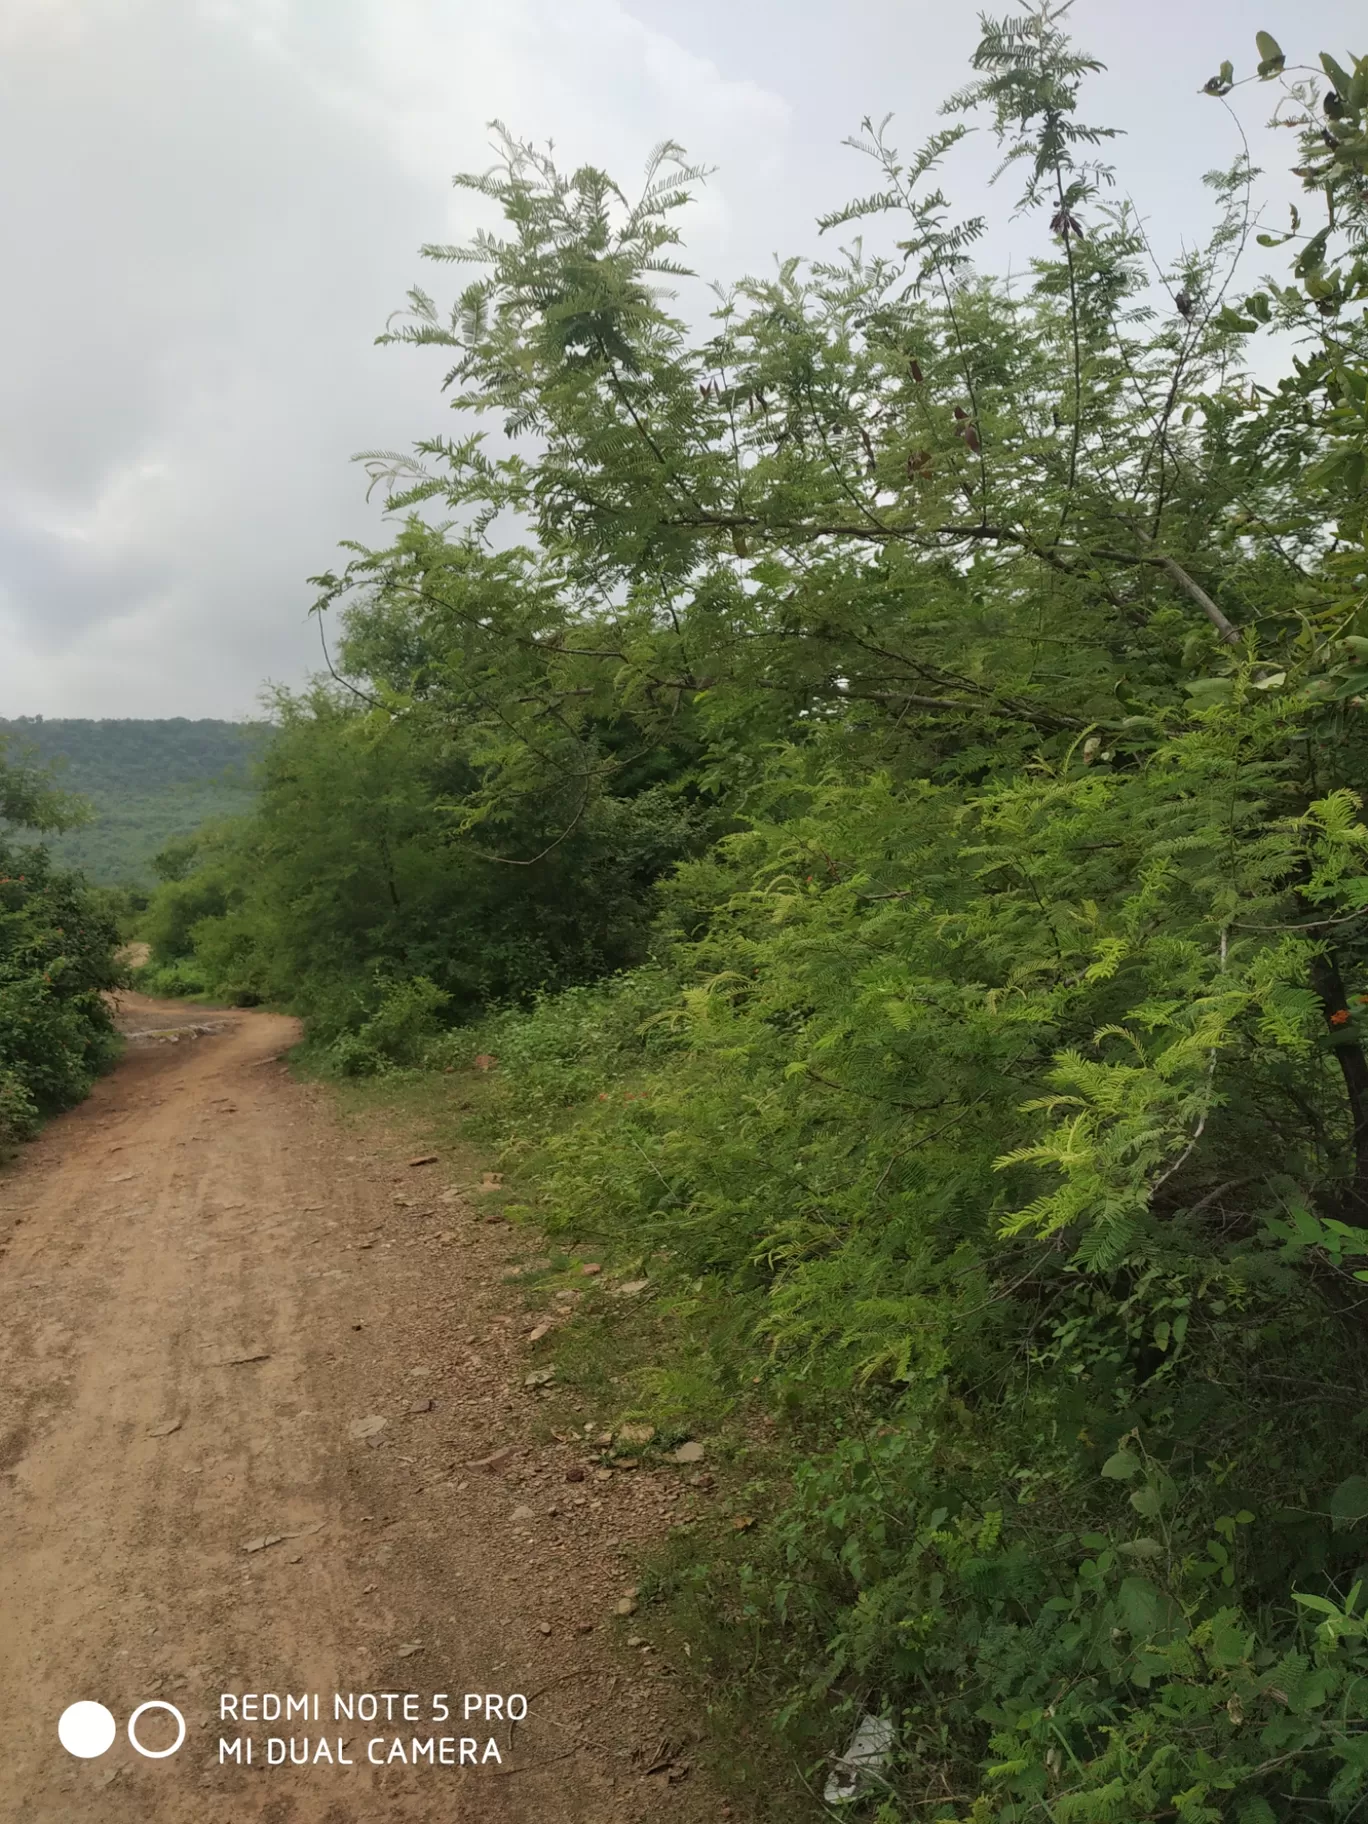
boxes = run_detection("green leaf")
[1117,1537,1163,1559]
[1184,677,1236,704]
[1101,1449,1141,1480]
[1294,1591,1344,1615]
[1255,31,1286,76]
[1295,227,1331,275]
[1117,1575,1162,1638]
[1320,54,1354,96]
[1330,1475,1368,1530]
[1237,1790,1279,1823]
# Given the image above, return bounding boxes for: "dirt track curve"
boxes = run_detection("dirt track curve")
[0,994,728,1824]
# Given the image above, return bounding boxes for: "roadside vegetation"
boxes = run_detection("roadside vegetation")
[0,738,123,1153]
[138,12,1368,1816]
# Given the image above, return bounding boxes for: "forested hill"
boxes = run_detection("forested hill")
[0,718,268,885]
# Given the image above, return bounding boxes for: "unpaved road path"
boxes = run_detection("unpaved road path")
[0,995,726,1823]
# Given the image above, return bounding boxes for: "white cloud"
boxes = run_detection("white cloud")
[0,0,796,715]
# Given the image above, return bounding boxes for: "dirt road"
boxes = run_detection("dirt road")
[0,995,724,1823]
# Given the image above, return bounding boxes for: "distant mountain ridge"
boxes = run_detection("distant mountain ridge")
[0,717,269,885]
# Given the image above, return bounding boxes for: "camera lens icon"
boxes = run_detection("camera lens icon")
[59,1699,186,1760]
[127,1701,187,1758]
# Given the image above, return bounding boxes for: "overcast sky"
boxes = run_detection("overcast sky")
[2,0,1363,720]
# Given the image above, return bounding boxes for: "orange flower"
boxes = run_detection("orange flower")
[1331,1009,1352,1026]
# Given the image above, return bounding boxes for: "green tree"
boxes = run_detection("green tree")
[143,680,698,1053]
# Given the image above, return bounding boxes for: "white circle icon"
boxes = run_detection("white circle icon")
[58,1702,117,1759]
[127,1700,186,1759]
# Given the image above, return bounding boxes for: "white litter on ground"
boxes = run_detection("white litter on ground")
[823,1713,896,1805]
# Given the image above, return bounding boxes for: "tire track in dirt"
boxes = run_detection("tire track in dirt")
[0,995,728,1823]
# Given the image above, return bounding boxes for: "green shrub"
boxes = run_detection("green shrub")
[0,1068,39,1149]
[457,704,1368,1814]
[319,974,453,1076]
[0,832,122,1149]
[139,691,701,1035]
